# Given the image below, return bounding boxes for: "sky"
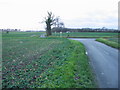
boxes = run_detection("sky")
[0,0,119,31]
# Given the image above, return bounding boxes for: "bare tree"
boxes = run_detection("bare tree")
[55,16,60,27]
[44,12,55,36]
[59,22,65,28]
[53,17,65,28]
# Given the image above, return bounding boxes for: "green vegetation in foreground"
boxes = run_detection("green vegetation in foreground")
[96,38,120,49]
[2,32,96,88]
[34,39,97,88]
[52,32,118,38]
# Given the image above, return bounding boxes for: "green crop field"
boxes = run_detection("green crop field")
[2,31,45,38]
[2,32,96,88]
[52,32,118,38]
[52,31,120,49]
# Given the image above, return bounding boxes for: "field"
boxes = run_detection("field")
[52,32,118,38]
[2,32,96,88]
[96,37,120,49]
[52,32,120,49]
[106,37,119,43]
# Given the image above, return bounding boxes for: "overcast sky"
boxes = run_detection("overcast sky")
[0,0,118,31]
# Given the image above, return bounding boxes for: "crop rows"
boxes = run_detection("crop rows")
[2,32,96,88]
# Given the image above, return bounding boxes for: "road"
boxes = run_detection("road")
[69,38,118,88]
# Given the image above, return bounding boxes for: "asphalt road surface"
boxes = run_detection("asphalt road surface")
[69,38,118,88]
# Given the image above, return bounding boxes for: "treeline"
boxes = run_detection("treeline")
[52,27,120,33]
[0,29,21,32]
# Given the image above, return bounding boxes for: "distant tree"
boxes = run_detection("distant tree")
[51,16,65,32]
[54,16,60,27]
[54,17,65,28]
[59,22,65,28]
[44,12,56,36]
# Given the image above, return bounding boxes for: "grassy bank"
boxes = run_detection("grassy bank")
[96,38,120,49]
[2,32,96,88]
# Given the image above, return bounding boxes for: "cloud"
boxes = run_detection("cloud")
[64,10,118,29]
[0,0,118,30]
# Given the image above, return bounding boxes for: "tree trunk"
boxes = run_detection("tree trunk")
[46,23,52,36]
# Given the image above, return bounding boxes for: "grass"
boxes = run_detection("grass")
[106,37,120,43]
[33,40,96,88]
[96,38,120,49]
[2,31,45,38]
[2,32,96,88]
[53,31,120,49]
[52,32,118,38]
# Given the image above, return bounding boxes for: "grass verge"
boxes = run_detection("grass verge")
[96,38,120,49]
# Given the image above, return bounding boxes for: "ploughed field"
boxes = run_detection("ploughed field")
[2,32,96,88]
